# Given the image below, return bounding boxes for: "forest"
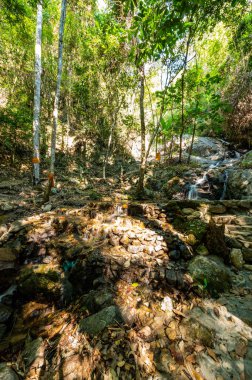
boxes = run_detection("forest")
[0,0,252,379]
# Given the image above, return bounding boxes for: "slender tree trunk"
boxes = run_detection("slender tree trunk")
[32,1,43,185]
[179,32,191,163]
[187,120,196,164]
[136,65,146,196]
[50,0,67,178]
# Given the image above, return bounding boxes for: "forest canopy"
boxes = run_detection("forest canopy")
[0,0,251,180]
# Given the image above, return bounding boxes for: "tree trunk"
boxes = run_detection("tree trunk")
[50,0,67,178]
[136,65,146,196]
[32,1,43,185]
[179,31,191,163]
[187,120,196,164]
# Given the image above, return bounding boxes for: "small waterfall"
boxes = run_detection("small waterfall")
[188,184,198,200]
[220,171,228,200]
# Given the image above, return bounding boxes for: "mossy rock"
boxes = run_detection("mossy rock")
[173,217,207,241]
[188,255,231,296]
[18,266,61,300]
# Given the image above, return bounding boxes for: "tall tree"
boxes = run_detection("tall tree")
[50,0,67,179]
[136,64,146,195]
[33,0,43,185]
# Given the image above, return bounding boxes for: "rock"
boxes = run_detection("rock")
[181,315,215,347]
[206,219,229,259]
[243,248,252,263]
[208,205,227,214]
[188,255,231,295]
[0,248,16,265]
[0,363,19,380]
[120,236,129,246]
[42,204,52,212]
[182,208,195,215]
[23,337,44,368]
[244,264,252,271]
[187,211,201,220]
[241,150,252,168]
[161,296,173,312]
[18,265,61,300]
[61,354,88,380]
[230,248,244,269]
[79,306,123,336]
[185,136,226,159]
[227,169,252,200]
[196,245,209,256]
[81,289,114,313]
[169,250,180,261]
[0,304,12,323]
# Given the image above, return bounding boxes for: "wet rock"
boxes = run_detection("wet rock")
[196,245,209,256]
[0,363,19,380]
[188,255,231,295]
[79,305,123,336]
[230,248,244,269]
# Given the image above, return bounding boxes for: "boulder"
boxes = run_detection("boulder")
[196,245,209,256]
[0,363,19,380]
[79,306,123,336]
[188,255,231,295]
[185,136,226,159]
[18,265,61,300]
[227,169,252,200]
[230,248,244,269]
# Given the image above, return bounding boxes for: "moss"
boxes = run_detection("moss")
[19,266,61,299]
[173,217,207,241]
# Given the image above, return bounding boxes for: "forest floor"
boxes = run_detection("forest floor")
[0,160,252,379]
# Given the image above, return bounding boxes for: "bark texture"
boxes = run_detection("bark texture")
[50,0,67,175]
[33,1,43,185]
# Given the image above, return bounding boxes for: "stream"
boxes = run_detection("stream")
[187,147,241,201]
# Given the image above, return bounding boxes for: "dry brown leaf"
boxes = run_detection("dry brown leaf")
[186,354,196,364]
[194,345,205,353]
[173,309,187,318]
[206,347,219,362]
[184,361,205,380]
[213,307,220,318]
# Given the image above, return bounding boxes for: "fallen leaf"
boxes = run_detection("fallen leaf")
[186,354,196,364]
[117,360,125,368]
[184,361,205,380]
[207,347,219,362]
[213,307,220,317]
[173,309,187,318]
